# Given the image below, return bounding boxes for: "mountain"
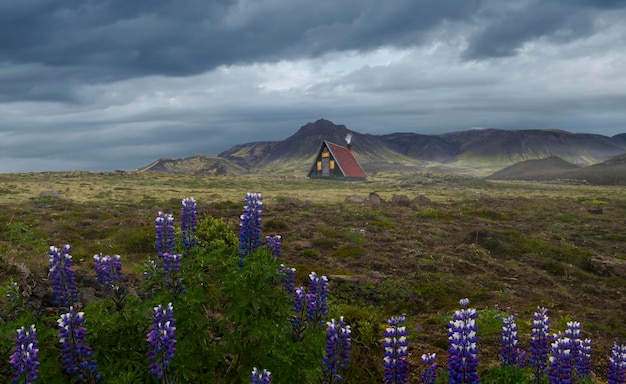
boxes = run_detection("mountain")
[136,154,247,175]
[439,128,625,165]
[487,153,626,185]
[485,157,582,181]
[138,119,626,178]
[218,119,422,174]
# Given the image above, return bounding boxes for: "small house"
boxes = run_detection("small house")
[307,141,366,179]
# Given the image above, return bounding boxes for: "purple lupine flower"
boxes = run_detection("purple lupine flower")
[250,367,272,383]
[279,264,296,296]
[93,254,123,286]
[181,197,198,252]
[501,314,521,367]
[307,272,329,325]
[265,235,282,258]
[291,286,307,342]
[161,253,185,296]
[239,193,263,262]
[57,307,100,381]
[147,303,177,380]
[529,306,551,379]
[48,245,78,310]
[322,316,352,383]
[420,353,438,384]
[448,298,479,384]
[565,321,583,379]
[608,342,626,384]
[10,325,39,384]
[383,314,409,384]
[155,212,165,257]
[155,212,175,258]
[578,338,592,380]
[548,333,573,384]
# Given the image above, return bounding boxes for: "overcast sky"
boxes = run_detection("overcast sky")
[1,0,626,173]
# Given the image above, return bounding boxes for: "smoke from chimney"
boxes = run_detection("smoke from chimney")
[345,133,352,144]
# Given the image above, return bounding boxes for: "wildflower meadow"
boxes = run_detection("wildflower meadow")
[1,192,626,383]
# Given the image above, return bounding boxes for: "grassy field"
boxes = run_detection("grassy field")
[1,170,626,381]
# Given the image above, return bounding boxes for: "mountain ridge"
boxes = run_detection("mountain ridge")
[137,119,626,180]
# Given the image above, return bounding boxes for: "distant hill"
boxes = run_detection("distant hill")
[487,153,626,185]
[136,154,247,176]
[485,157,582,181]
[138,119,626,178]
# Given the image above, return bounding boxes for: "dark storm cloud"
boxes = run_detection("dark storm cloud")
[1,0,625,173]
[464,0,626,59]
[0,0,486,100]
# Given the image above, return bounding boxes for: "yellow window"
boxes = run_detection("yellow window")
[330,160,335,170]
[322,151,329,158]
[317,161,322,170]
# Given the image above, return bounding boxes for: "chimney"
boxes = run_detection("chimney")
[345,133,353,150]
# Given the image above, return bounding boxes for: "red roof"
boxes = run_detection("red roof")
[325,141,367,178]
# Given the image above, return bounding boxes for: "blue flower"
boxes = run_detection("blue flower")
[529,306,551,379]
[48,245,78,310]
[501,314,522,367]
[307,272,329,325]
[250,367,272,383]
[447,299,479,384]
[383,314,409,384]
[162,252,185,296]
[155,212,175,258]
[608,342,626,384]
[239,193,263,262]
[577,338,592,380]
[57,307,100,381]
[93,254,123,286]
[548,333,573,384]
[565,321,588,380]
[290,286,306,341]
[265,235,282,258]
[147,303,177,380]
[181,197,198,252]
[322,316,352,383]
[10,324,39,384]
[420,353,438,384]
[279,264,296,296]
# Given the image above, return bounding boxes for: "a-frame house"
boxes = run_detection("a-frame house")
[307,141,366,179]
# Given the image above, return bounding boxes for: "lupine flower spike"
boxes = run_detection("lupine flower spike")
[291,286,307,342]
[548,333,573,384]
[501,314,521,367]
[266,235,282,258]
[155,212,175,258]
[420,353,437,384]
[250,367,272,383]
[279,264,296,296]
[448,298,479,384]
[93,254,123,287]
[10,324,40,384]
[383,314,409,384]
[578,338,592,380]
[321,316,352,383]
[529,306,551,380]
[608,342,626,384]
[307,272,329,325]
[48,245,78,310]
[57,307,100,381]
[565,321,588,380]
[239,192,263,264]
[181,197,198,253]
[147,303,177,381]
[161,252,185,296]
